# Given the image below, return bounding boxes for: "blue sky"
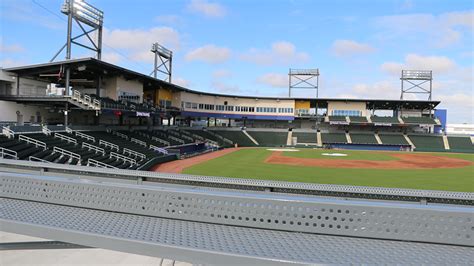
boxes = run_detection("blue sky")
[1,0,473,122]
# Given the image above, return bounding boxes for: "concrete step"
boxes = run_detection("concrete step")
[345,133,352,144]
[403,135,416,149]
[374,133,382,144]
[442,135,450,150]
[242,130,259,145]
[286,131,293,146]
[317,132,322,146]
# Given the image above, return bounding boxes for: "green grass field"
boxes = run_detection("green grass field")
[183,148,474,192]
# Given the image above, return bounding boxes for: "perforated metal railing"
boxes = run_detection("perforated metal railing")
[1,172,473,264]
[0,158,472,205]
[2,198,472,265]
[1,172,473,246]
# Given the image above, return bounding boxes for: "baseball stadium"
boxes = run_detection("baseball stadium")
[0,0,472,265]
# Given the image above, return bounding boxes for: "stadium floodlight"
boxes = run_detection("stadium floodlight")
[150,43,173,83]
[51,0,104,100]
[401,70,432,80]
[288,68,320,98]
[400,70,433,100]
[61,0,104,27]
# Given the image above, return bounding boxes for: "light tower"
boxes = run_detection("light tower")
[400,70,433,100]
[150,43,173,83]
[288,68,320,98]
[51,0,104,96]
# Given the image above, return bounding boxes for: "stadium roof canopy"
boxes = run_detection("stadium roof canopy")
[6,58,440,110]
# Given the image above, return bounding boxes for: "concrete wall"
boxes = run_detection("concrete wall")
[102,76,143,101]
[0,100,63,124]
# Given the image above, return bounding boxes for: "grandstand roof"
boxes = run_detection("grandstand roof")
[6,58,440,110]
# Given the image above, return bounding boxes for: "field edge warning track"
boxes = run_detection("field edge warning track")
[152,148,242,173]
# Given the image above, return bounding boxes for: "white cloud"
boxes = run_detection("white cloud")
[155,15,183,26]
[187,0,227,18]
[101,52,121,64]
[241,41,309,66]
[331,40,375,57]
[173,77,190,87]
[185,45,231,64]
[257,73,288,88]
[212,81,240,93]
[0,58,27,68]
[381,54,456,75]
[103,27,181,63]
[0,43,24,53]
[212,69,232,78]
[375,11,474,47]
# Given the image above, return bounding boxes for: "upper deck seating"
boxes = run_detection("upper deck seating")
[371,116,400,124]
[402,117,437,125]
[349,116,368,123]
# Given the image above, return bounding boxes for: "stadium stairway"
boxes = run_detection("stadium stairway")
[374,133,383,144]
[442,135,450,150]
[211,130,257,147]
[345,132,352,144]
[286,131,293,146]
[242,130,259,145]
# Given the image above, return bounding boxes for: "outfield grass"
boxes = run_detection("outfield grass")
[183,148,474,192]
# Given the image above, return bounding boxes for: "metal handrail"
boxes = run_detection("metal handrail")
[2,126,15,139]
[149,144,168,155]
[112,131,128,140]
[0,147,17,159]
[18,135,47,149]
[82,142,105,155]
[87,158,117,169]
[75,131,95,142]
[53,146,81,161]
[152,136,170,146]
[28,156,50,163]
[110,152,136,165]
[99,139,119,151]
[130,138,147,147]
[54,133,77,145]
[123,148,146,160]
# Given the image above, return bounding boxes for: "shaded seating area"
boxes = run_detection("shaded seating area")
[371,116,400,124]
[349,116,368,123]
[379,134,409,145]
[350,133,378,144]
[321,133,347,143]
[293,132,317,143]
[328,116,347,122]
[212,130,257,147]
[247,131,287,146]
[408,135,445,152]
[0,135,50,160]
[402,116,437,125]
[447,136,474,153]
